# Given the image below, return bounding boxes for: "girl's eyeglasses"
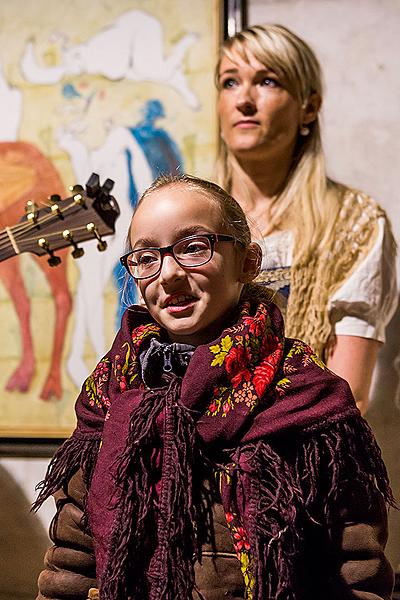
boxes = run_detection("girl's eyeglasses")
[120,233,237,280]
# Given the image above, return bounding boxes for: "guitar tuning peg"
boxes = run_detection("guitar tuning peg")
[101,178,114,195]
[73,193,86,207]
[50,203,64,219]
[68,184,84,193]
[85,173,100,197]
[49,194,61,203]
[25,200,38,224]
[63,229,85,259]
[87,222,108,252]
[38,238,62,267]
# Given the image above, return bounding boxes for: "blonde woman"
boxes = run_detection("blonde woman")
[216,24,397,415]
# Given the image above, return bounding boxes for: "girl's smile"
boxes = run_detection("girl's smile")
[163,294,197,312]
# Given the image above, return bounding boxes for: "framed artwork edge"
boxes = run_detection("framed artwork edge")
[0,437,65,458]
[0,0,247,456]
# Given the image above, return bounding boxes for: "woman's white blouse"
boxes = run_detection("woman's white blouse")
[260,217,398,342]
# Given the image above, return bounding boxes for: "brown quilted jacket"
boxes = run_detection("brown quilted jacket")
[37,468,394,600]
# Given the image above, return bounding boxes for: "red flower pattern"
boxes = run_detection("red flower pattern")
[225,344,247,376]
[233,527,251,553]
[208,303,285,416]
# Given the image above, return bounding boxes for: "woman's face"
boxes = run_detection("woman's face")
[129,185,245,346]
[218,50,302,161]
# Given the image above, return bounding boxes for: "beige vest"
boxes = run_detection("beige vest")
[259,188,390,359]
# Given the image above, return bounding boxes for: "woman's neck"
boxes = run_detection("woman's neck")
[230,153,293,235]
[232,152,291,203]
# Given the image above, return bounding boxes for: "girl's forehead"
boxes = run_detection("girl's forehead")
[130,186,223,240]
[136,186,219,215]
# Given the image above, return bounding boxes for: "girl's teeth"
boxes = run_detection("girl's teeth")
[170,295,191,305]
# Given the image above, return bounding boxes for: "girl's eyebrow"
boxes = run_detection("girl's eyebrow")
[132,225,214,250]
[132,237,156,249]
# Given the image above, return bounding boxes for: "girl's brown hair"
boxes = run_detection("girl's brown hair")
[134,173,251,247]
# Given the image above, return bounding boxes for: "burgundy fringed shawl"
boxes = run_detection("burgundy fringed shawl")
[34,301,394,600]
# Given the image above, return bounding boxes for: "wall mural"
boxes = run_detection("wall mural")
[0,0,219,436]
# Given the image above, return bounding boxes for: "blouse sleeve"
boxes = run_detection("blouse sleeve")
[329,217,398,342]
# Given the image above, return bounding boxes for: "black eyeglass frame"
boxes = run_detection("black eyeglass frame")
[120,233,238,280]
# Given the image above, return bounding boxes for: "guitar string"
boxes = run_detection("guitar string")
[0,225,102,255]
[0,201,101,252]
[1,201,79,239]
[0,198,96,240]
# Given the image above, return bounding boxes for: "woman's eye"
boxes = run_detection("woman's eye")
[220,77,237,90]
[261,77,280,88]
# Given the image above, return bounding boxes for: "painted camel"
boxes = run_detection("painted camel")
[0,141,72,400]
[0,64,71,400]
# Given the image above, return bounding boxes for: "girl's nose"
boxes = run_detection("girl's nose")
[159,253,185,286]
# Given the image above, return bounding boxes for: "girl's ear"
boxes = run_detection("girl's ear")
[239,242,262,283]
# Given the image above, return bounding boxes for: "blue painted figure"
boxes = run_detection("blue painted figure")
[114,99,184,324]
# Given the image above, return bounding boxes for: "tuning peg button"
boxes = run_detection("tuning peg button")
[87,222,108,252]
[51,203,63,219]
[38,238,61,267]
[68,184,84,193]
[63,229,85,259]
[73,193,86,207]
[25,200,38,223]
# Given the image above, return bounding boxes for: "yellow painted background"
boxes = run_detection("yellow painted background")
[0,0,220,436]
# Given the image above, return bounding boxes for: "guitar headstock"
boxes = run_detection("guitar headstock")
[6,173,120,265]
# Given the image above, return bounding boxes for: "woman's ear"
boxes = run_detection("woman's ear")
[301,92,321,126]
[239,242,262,283]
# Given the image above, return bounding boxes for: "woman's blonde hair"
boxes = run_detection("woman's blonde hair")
[215,24,340,263]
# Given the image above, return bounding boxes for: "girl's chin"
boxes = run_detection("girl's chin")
[166,322,222,347]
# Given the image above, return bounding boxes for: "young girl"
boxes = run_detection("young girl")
[36,175,394,600]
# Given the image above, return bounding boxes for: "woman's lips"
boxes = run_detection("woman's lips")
[234,120,260,128]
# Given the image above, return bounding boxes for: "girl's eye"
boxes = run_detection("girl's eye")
[181,241,209,255]
[136,252,159,267]
[175,237,210,257]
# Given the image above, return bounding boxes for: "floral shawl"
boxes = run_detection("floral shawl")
[34,299,394,600]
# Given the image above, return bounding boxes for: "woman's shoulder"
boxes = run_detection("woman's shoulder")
[329,180,386,219]
[326,181,396,257]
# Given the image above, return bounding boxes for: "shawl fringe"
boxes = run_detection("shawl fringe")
[247,441,301,600]
[244,415,395,600]
[100,376,214,600]
[297,415,396,515]
[32,433,101,513]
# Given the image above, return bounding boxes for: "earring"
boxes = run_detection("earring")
[300,125,310,136]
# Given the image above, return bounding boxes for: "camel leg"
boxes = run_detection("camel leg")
[0,259,36,393]
[35,252,72,401]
